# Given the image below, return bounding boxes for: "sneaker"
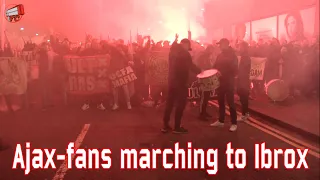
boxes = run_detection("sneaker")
[81,103,90,111]
[127,102,132,110]
[173,127,188,134]
[97,103,106,110]
[229,124,237,132]
[238,113,249,121]
[161,126,172,133]
[112,104,119,110]
[210,121,224,127]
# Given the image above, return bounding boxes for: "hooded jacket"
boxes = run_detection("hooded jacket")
[168,41,201,89]
[214,47,238,88]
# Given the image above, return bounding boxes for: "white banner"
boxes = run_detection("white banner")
[0,57,28,95]
[238,56,267,80]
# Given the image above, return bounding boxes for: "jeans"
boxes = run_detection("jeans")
[217,85,237,125]
[163,87,188,129]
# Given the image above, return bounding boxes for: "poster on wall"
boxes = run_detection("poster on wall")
[232,22,251,42]
[251,16,277,41]
[278,7,316,43]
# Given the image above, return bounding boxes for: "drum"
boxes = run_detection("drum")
[265,79,289,101]
[196,69,220,91]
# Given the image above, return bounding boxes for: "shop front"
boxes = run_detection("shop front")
[230,6,318,42]
[204,0,319,41]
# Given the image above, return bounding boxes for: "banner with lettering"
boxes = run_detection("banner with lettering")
[64,55,111,94]
[187,81,217,101]
[21,51,37,66]
[0,57,28,95]
[21,51,39,80]
[109,66,137,88]
[145,50,169,86]
[238,56,267,80]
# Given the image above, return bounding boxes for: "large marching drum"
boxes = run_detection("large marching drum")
[196,69,220,91]
[265,79,289,102]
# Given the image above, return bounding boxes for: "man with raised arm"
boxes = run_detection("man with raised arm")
[162,34,201,134]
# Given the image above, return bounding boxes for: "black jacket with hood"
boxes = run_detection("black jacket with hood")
[168,41,201,89]
[214,47,238,89]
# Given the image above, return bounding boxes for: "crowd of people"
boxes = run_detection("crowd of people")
[237,37,319,98]
[1,33,319,131]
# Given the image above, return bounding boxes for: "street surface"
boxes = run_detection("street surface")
[0,103,319,180]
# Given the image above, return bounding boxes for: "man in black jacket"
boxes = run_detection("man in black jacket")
[237,42,251,121]
[210,38,238,132]
[162,35,201,134]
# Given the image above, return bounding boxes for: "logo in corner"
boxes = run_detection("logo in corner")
[5,4,25,23]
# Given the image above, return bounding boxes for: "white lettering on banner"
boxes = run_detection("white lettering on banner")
[188,87,216,100]
[109,66,137,88]
[238,56,267,80]
[188,81,217,100]
[188,87,201,99]
[64,55,110,93]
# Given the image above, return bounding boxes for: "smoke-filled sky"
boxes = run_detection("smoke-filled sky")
[4,0,208,42]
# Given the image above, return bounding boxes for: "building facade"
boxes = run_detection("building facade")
[203,0,319,42]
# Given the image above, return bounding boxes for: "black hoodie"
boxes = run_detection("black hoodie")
[168,41,201,89]
[237,51,251,89]
[214,47,238,88]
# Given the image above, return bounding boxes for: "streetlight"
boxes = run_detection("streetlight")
[36,33,39,36]
[20,27,24,31]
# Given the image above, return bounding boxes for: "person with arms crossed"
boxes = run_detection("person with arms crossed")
[210,38,238,132]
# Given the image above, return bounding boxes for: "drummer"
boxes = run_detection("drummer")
[197,45,215,120]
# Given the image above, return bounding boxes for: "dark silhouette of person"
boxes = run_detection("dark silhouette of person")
[284,12,305,42]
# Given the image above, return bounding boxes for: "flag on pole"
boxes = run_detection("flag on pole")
[136,28,139,42]
[128,30,134,61]
[130,30,132,43]
[127,29,135,97]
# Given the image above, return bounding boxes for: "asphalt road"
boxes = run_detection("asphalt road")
[0,103,319,180]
